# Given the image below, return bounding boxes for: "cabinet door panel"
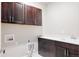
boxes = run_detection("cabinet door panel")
[24,5,35,25]
[38,38,56,57]
[13,2,24,24]
[56,46,66,57]
[35,8,42,26]
[38,38,49,56]
[68,49,79,57]
[1,2,12,23]
[48,45,56,57]
[24,5,42,26]
[55,41,67,57]
[66,43,79,57]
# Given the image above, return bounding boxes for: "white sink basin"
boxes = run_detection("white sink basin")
[63,37,79,45]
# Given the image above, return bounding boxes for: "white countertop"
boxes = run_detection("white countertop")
[40,35,79,45]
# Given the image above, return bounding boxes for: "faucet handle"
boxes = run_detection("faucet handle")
[71,35,77,39]
[28,40,30,43]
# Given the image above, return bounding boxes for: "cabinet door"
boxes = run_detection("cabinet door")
[38,38,56,57]
[68,49,79,57]
[24,5,42,26]
[13,2,24,24]
[68,44,79,57]
[38,38,49,57]
[56,46,67,57]
[34,8,42,26]
[24,5,35,25]
[55,41,67,57]
[48,43,56,57]
[1,2,12,23]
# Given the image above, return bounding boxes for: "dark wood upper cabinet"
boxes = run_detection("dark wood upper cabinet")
[1,2,12,23]
[1,2,24,24]
[24,5,42,25]
[34,8,42,26]
[1,2,42,26]
[24,5,35,25]
[13,2,24,24]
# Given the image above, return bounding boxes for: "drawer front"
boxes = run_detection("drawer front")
[68,44,79,50]
[55,41,79,50]
[55,41,69,48]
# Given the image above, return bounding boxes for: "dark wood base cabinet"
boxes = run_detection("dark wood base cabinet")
[38,38,79,57]
[38,38,56,57]
[55,46,67,57]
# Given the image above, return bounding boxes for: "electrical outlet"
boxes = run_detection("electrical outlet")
[5,34,15,43]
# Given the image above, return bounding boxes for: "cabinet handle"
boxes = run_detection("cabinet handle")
[35,19,36,25]
[66,49,69,57]
[12,16,14,22]
[64,49,67,56]
[9,16,11,22]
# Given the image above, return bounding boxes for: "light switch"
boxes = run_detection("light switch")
[5,34,15,43]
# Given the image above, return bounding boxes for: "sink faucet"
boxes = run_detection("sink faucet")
[70,35,77,39]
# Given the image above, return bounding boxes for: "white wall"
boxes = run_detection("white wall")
[1,2,45,56]
[2,2,79,56]
[43,2,79,37]
[0,3,1,50]
[1,23,42,48]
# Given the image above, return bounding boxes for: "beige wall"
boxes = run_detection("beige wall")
[43,2,79,37]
